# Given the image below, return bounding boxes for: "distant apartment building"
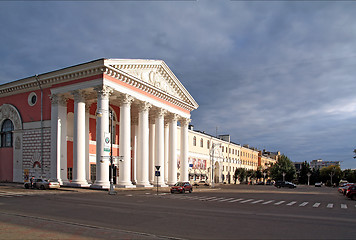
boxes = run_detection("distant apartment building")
[310,159,341,170]
[186,130,277,184]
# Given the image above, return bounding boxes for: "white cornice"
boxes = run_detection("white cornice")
[0,59,199,113]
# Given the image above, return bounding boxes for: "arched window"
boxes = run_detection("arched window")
[1,119,14,147]
[193,136,196,146]
[200,138,203,148]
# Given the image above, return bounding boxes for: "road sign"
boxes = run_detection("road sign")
[155,166,160,170]
[155,171,160,177]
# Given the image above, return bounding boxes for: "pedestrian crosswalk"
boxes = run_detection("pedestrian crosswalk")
[148,193,355,210]
[0,191,27,198]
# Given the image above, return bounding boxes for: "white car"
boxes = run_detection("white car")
[315,182,322,187]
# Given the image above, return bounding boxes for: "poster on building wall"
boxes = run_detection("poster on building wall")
[189,158,207,170]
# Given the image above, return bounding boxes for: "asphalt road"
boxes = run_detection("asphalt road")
[0,183,355,239]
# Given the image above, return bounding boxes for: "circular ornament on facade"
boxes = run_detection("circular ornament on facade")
[28,92,37,106]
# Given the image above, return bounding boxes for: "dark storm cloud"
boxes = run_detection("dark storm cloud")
[0,1,355,168]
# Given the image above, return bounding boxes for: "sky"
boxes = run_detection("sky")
[0,0,356,169]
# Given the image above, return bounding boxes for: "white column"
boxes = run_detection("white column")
[50,94,60,182]
[149,120,155,184]
[58,96,68,184]
[71,90,89,186]
[136,102,152,187]
[168,114,178,185]
[164,122,169,184]
[131,117,138,185]
[85,104,91,183]
[180,118,190,182]
[117,94,135,188]
[154,109,167,187]
[92,86,112,189]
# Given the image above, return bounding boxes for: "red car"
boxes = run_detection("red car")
[345,185,356,200]
[170,182,193,194]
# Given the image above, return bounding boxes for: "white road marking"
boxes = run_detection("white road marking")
[200,197,217,201]
[228,198,244,203]
[313,203,321,208]
[251,200,264,204]
[299,202,308,207]
[240,199,254,203]
[341,204,347,209]
[208,197,225,202]
[274,201,285,205]
[262,200,274,205]
[326,203,333,208]
[219,198,235,202]
[287,201,297,206]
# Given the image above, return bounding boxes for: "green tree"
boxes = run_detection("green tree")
[310,168,320,184]
[320,165,342,186]
[298,161,312,184]
[234,168,247,184]
[269,154,296,182]
[342,169,356,183]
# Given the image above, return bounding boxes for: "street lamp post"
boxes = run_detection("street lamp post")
[307,172,311,186]
[109,110,117,195]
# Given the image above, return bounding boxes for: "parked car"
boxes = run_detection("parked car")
[170,182,192,194]
[266,179,274,185]
[274,181,296,188]
[315,182,322,187]
[24,178,60,190]
[338,183,353,195]
[193,180,209,186]
[345,185,356,200]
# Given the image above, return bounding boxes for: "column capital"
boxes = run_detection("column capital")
[50,94,59,105]
[95,85,113,99]
[138,101,152,112]
[167,113,179,122]
[58,95,69,106]
[153,108,167,118]
[118,94,134,106]
[180,118,191,126]
[71,90,87,102]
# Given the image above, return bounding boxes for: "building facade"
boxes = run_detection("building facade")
[0,59,199,188]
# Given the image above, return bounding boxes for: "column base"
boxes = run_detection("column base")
[116,184,136,189]
[136,182,153,188]
[68,181,90,188]
[91,180,110,189]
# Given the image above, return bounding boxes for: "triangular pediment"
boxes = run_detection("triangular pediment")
[105,59,198,110]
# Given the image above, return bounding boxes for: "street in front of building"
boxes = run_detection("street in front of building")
[0,184,355,239]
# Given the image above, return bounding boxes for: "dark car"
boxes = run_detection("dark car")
[274,181,296,188]
[170,182,193,194]
[345,185,356,200]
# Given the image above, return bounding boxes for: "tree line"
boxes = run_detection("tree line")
[233,154,356,186]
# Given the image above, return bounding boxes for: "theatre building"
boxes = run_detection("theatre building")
[0,59,199,188]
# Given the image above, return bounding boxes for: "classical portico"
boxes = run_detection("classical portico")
[48,59,198,189]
